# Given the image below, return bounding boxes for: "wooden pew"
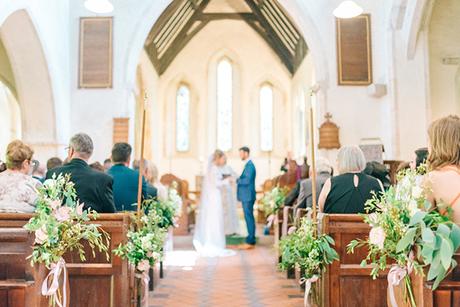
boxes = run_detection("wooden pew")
[0,213,133,307]
[321,214,388,307]
[421,253,460,306]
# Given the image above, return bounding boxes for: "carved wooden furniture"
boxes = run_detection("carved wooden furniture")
[321,214,388,307]
[0,213,132,307]
[160,173,193,235]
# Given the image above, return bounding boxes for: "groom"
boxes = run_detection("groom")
[237,146,257,250]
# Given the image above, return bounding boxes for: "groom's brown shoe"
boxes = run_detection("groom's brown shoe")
[239,243,255,250]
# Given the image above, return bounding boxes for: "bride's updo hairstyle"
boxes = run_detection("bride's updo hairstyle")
[428,115,460,170]
[213,150,225,162]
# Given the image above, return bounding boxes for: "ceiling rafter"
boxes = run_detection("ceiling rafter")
[144,0,308,75]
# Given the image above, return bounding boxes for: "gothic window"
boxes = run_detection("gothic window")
[176,85,190,152]
[260,84,274,151]
[216,58,233,151]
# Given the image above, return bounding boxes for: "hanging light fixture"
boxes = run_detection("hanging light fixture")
[84,0,114,14]
[333,1,363,19]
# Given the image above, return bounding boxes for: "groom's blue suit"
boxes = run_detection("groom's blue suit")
[237,159,257,245]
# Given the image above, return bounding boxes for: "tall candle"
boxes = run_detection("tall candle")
[309,89,318,224]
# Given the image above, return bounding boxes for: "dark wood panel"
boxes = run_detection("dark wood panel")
[336,14,372,85]
[69,276,112,307]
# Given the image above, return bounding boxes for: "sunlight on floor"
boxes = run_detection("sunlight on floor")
[164,250,199,269]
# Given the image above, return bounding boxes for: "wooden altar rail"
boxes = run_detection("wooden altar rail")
[0,213,134,307]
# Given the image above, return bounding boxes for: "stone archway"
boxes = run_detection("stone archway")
[0,9,58,160]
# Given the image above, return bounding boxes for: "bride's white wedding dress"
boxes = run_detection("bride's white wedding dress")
[193,162,236,257]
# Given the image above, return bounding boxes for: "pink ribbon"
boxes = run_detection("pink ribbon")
[300,275,319,307]
[266,214,275,228]
[41,258,67,307]
[135,270,150,307]
[387,265,412,307]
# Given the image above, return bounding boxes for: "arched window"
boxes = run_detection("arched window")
[216,58,233,151]
[176,85,190,152]
[260,84,273,151]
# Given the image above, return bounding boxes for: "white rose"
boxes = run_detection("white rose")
[411,186,423,199]
[369,226,386,249]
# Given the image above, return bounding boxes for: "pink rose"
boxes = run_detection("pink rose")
[136,259,150,272]
[288,226,297,235]
[76,203,84,216]
[35,225,48,244]
[369,226,386,249]
[54,206,71,222]
[49,200,61,210]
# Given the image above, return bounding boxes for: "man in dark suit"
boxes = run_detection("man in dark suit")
[237,146,257,249]
[46,133,116,213]
[107,143,157,211]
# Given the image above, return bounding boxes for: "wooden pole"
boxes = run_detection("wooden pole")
[136,91,147,223]
[309,92,318,223]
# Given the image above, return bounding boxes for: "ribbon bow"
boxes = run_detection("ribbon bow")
[387,265,412,307]
[266,214,275,228]
[41,258,68,307]
[300,275,319,307]
[135,270,150,307]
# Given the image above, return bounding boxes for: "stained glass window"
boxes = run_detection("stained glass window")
[176,85,190,152]
[216,58,233,151]
[260,84,273,151]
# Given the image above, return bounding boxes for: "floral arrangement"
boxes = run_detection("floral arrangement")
[347,166,460,307]
[261,186,288,216]
[113,201,167,305]
[279,218,339,306]
[143,184,182,229]
[23,174,109,306]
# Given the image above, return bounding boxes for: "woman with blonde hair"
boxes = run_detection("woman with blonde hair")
[144,160,168,201]
[193,150,235,257]
[0,140,41,212]
[426,115,460,222]
[319,145,383,213]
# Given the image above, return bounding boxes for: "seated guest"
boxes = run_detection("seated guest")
[90,161,105,172]
[411,147,429,171]
[31,159,46,183]
[295,157,333,209]
[132,159,159,200]
[284,180,301,207]
[46,157,63,171]
[46,133,115,213]
[108,143,157,211]
[145,161,167,201]
[319,145,383,214]
[103,158,112,172]
[0,140,41,213]
[364,161,391,190]
[426,115,460,223]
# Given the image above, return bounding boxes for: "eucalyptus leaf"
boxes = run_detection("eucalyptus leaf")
[409,211,426,226]
[396,227,417,252]
[437,224,451,237]
[422,228,435,246]
[450,224,460,251]
[440,237,454,271]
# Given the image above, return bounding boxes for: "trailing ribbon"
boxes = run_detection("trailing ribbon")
[266,214,275,228]
[300,275,319,307]
[41,257,67,307]
[387,265,412,307]
[135,270,150,307]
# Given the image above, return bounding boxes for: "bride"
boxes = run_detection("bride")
[193,150,236,257]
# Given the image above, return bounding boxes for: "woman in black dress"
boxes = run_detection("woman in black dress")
[319,145,383,214]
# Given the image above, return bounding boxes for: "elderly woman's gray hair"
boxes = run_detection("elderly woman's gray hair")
[315,157,333,174]
[69,133,94,158]
[337,145,367,174]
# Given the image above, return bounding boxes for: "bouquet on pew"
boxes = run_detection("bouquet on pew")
[279,218,339,306]
[113,202,167,305]
[261,186,288,216]
[348,166,460,307]
[143,183,182,229]
[24,174,110,306]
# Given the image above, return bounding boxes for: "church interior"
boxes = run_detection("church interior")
[0,0,459,306]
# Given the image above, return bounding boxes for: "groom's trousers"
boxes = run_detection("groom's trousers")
[242,200,256,245]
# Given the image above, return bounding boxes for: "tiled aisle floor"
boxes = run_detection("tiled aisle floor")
[149,236,304,307]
